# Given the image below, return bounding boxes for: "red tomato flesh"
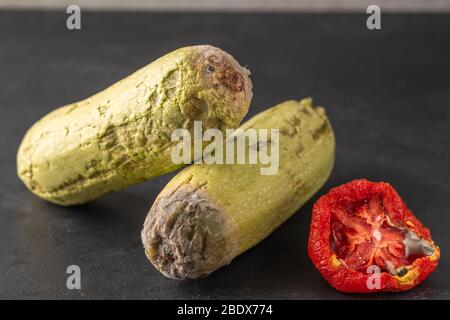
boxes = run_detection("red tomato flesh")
[331,196,419,274]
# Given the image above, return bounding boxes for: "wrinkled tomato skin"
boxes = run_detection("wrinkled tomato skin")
[308,179,440,293]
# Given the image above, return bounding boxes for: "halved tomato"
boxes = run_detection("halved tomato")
[308,179,440,293]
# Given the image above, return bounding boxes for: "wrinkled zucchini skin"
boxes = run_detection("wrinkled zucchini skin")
[17,45,253,205]
[142,98,335,280]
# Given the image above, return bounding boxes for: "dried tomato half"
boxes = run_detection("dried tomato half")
[308,179,440,293]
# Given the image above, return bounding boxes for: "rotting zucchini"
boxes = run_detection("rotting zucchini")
[17,45,253,205]
[141,98,335,279]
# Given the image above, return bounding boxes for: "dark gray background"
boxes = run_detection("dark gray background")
[0,11,449,299]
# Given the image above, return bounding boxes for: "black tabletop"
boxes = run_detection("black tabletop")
[0,11,449,299]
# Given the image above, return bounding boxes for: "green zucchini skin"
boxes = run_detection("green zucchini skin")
[17,45,253,205]
[142,98,335,279]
